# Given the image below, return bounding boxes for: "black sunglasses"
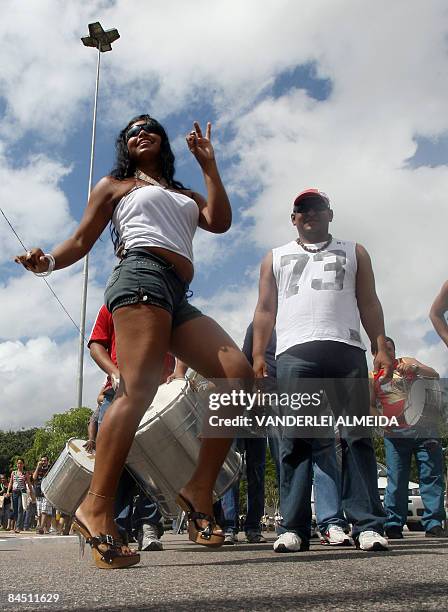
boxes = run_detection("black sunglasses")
[126,122,163,142]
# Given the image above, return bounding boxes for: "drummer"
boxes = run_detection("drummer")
[15,116,253,568]
[370,337,446,539]
[85,303,173,552]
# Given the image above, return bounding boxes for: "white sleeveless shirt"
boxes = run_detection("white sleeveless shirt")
[272,238,365,356]
[112,185,200,262]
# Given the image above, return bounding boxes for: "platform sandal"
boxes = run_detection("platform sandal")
[73,491,140,570]
[176,492,224,548]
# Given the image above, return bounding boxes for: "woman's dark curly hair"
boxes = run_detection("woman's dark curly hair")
[109,114,186,253]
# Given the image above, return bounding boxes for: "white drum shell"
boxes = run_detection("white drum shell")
[126,379,242,518]
[404,378,444,427]
[41,438,94,515]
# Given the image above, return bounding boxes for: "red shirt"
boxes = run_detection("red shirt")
[88,305,175,390]
[88,305,116,391]
[373,358,416,428]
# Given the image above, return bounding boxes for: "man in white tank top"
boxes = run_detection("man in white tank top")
[253,188,394,552]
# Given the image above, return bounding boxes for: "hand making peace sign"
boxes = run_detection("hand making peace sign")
[186,121,215,169]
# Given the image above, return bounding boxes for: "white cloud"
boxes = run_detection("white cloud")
[0,336,105,430]
[0,145,75,262]
[0,261,107,340]
[192,283,258,348]
[0,0,105,139]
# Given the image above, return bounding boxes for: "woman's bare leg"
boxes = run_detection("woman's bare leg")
[170,315,254,520]
[76,304,172,541]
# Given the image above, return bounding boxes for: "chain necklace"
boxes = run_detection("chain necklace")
[134,169,166,188]
[296,234,332,253]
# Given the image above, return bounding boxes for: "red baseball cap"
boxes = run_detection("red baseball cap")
[293,188,330,210]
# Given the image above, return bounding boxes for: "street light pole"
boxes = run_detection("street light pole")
[77,22,119,408]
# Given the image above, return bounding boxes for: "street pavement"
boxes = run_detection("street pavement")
[1,530,447,611]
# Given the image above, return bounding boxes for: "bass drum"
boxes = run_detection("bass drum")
[41,438,94,515]
[126,378,242,518]
[403,377,444,429]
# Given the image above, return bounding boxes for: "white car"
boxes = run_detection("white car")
[311,462,425,531]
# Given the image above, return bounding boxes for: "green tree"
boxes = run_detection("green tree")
[0,429,38,473]
[25,407,92,466]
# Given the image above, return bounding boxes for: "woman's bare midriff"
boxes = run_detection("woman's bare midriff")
[143,246,194,283]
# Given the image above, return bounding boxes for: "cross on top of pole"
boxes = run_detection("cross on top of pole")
[81,22,120,52]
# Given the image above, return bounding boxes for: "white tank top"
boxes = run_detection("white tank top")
[112,185,200,262]
[272,238,365,356]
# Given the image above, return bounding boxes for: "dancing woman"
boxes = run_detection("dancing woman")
[16,116,253,568]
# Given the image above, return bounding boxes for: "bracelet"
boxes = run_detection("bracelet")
[34,253,56,277]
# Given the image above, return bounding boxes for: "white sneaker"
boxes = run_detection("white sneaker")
[223,532,238,545]
[356,531,389,551]
[273,532,307,553]
[138,524,163,551]
[321,525,352,546]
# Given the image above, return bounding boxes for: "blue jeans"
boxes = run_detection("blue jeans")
[12,490,25,529]
[97,390,115,426]
[99,393,163,534]
[313,439,348,532]
[278,437,347,539]
[277,342,385,541]
[221,438,266,534]
[384,437,446,531]
[24,502,36,530]
[114,468,163,537]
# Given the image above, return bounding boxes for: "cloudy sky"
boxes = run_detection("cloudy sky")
[0,0,447,430]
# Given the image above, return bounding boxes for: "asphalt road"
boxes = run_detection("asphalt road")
[1,531,447,611]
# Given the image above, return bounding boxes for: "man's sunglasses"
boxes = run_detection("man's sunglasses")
[293,201,329,214]
[126,122,163,142]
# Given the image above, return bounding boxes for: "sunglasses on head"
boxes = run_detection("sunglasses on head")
[126,121,163,142]
[294,200,329,214]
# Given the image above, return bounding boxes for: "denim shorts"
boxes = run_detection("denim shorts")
[104,249,203,327]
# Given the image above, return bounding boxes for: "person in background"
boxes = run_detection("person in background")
[370,337,446,538]
[6,459,34,533]
[33,458,51,532]
[0,474,11,530]
[33,456,53,535]
[23,471,37,531]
